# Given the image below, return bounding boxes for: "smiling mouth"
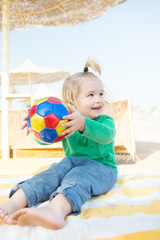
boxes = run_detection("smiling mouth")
[92,107,101,110]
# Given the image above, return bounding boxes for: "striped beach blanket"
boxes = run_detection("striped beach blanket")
[0,158,160,240]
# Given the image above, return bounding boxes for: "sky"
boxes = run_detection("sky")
[0,0,160,112]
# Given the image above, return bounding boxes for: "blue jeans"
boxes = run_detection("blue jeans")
[10,157,118,215]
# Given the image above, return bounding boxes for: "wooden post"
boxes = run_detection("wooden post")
[28,72,33,106]
[1,0,10,159]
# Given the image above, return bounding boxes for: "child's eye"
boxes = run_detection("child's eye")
[88,93,94,97]
[99,92,104,96]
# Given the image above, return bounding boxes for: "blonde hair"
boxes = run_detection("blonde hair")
[62,57,102,105]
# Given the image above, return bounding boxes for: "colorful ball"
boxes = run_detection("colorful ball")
[27,97,70,144]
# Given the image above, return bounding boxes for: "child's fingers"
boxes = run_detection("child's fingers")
[64,132,72,138]
[63,104,77,120]
[21,122,30,135]
[68,104,76,113]
[61,120,73,128]
[62,126,75,136]
[63,113,75,120]
[21,123,28,130]
[61,121,74,136]
[63,115,70,120]
[26,128,30,136]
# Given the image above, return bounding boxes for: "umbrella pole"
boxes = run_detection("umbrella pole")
[1,0,10,159]
[28,72,33,106]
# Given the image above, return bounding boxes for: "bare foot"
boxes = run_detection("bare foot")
[0,206,10,224]
[0,199,20,224]
[10,205,65,230]
[0,189,28,225]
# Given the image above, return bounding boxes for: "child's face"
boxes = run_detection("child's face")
[76,78,105,119]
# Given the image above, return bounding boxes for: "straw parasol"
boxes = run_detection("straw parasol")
[0,0,127,158]
[0,59,69,104]
[0,0,127,30]
[0,60,69,85]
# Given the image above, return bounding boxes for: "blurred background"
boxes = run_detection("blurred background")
[0,0,160,120]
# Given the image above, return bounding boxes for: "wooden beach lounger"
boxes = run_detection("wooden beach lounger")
[0,99,136,161]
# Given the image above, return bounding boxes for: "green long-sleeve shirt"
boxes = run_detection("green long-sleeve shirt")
[62,115,117,173]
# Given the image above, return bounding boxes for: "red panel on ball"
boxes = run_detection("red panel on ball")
[29,105,37,118]
[47,97,62,104]
[53,135,65,143]
[44,113,60,129]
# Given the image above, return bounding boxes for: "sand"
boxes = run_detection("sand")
[118,118,160,175]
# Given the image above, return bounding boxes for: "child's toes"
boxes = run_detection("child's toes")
[7,217,18,225]
[0,210,10,224]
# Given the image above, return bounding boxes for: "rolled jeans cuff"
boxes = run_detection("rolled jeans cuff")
[9,181,38,207]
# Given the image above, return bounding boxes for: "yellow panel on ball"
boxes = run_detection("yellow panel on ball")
[35,97,49,105]
[31,113,46,132]
[56,120,68,136]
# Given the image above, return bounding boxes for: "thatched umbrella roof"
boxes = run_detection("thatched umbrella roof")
[0,0,127,30]
[0,60,69,85]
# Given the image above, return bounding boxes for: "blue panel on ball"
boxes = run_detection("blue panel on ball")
[54,104,69,120]
[40,128,58,143]
[36,101,54,117]
[27,115,31,130]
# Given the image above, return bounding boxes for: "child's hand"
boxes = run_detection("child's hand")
[61,104,85,138]
[21,117,30,136]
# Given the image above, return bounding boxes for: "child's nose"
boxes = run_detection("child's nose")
[95,95,101,102]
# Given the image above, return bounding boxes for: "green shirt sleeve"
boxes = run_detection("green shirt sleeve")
[80,115,116,144]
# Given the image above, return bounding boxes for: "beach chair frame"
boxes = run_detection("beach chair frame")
[105,99,136,162]
[0,99,136,162]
